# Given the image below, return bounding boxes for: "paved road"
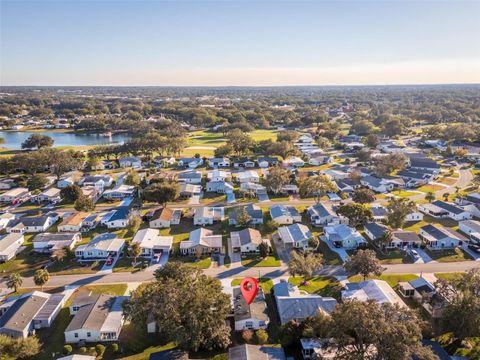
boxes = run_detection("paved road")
[408,168,472,201]
[2,260,479,290]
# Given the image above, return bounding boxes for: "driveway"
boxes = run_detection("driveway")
[226,237,242,267]
[272,233,291,264]
[319,235,348,262]
[462,244,480,261]
[413,248,436,264]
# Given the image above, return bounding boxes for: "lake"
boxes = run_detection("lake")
[0,131,131,149]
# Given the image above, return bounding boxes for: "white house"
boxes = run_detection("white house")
[177,170,202,184]
[277,223,312,249]
[283,156,305,168]
[118,156,141,168]
[420,224,467,250]
[308,156,333,166]
[342,280,406,307]
[459,220,480,243]
[193,207,225,226]
[33,187,62,203]
[179,228,222,255]
[324,224,366,249]
[6,213,58,234]
[64,294,127,343]
[307,203,344,227]
[0,188,30,204]
[75,233,125,261]
[236,170,260,183]
[207,169,231,182]
[228,204,264,226]
[32,232,81,253]
[79,175,113,191]
[230,228,265,253]
[103,208,129,229]
[360,176,394,193]
[178,157,203,169]
[0,178,16,190]
[0,233,24,262]
[0,213,15,230]
[269,205,301,225]
[58,212,90,232]
[233,287,269,331]
[132,228,173,259]
[103,185,136,200]
[419,200,472,221]
[208,157,230,168]
[149,208,182,228]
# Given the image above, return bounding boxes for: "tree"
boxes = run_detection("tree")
[288,250,323,281]
[255,329,268,345]
[226,129,253,155]
[473,172,480,189]
[351,188,376,204]
[267,141,299,160]
[6,272,22,293]
[46,148,83,180]
[143,182,180,206]
[125,170,141,186]
[129,242,142,266]
[344,249,383,280]
[264,166,291,194]
[259,242,270,259]
[214,144,232,158]
[33,269,50,291]
[308,237,320,250]
[21,134,54,149]
[74,195,95,212]
[236,207,252,228]
[336,203,373,227]
[328,300,436,360]
[386,198,415,229]
[26,174,48,191]
[123,262,231,351]
[425,191,436,203]
[127,211,142,233]
[86,156,101,170]
[436,269,480,339]
[442,192,450,202]
[377,228,393,251]
[298,175,336,203]
[0,335,42,359]
[351,119,375,135]
[364,134,380,148]
[372,153,407,177]
[61,184,83,202]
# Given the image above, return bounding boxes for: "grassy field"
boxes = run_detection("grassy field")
[434,272,464,281]
[390,190,420,198]
[241,255,281,267]
[426,248,473,262]
[403,215,458,232]
[231,277,275,293]
[375,249,414,264]
[418,184,447,193]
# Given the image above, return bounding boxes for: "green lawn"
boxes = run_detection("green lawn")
[418,184,447,193]
[113,256,149,273]
[425,248,473,263]
[348,274,419,288]
[81,283,128,296]
[390,190,419,197]
[241,255,281,267]
[375,249,414,264]
[170,256,212,269]
[288,276,342,299]
[403,215,459,232]
[316,237,343,265]
[231,277,275,293]
[434,272,464,281]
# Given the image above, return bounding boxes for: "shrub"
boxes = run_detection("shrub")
[110,343,120,353]
[79,347,87,354]
[88,347,97,357]
[242,329,254,343]
[96,344,106,356]
[255,329,268,344]
[63,345,73,355]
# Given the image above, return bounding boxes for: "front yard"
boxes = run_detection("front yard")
[241,255,281,267]
[288,276,342,299]
[426,248,473,262]
[348,274,419,288]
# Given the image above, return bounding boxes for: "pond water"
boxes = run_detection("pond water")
[0,131,131,149]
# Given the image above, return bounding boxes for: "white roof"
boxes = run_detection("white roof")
[40,187,61,197]
[342,280,406,307]
[1,187,29,197]
[0,233,23,254]
[132,228,173,250]
[180,228,222,249]
[78,233,124,252]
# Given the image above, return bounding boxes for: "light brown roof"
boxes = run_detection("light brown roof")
[159,208,173,221]
[60,212,90,227]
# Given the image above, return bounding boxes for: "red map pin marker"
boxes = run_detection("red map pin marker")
[240,277,259,305]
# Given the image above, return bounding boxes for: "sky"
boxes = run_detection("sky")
[1,0,479,86]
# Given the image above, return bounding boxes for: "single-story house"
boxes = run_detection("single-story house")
[32,232,81,253]
[283,156,305,169]
[269,205,301,225]
[132,228,173,259]
[257,157,279,168]
[360,176,394,193]
[399,277,435,300]
[207,169,231,182]
[179,228,222,255]
[103,207,129,229]
[232,287,269,331]
[419,200,472,221]
[206,181,234,194]
[363,222,388,241]
[58,212,90,232]
[193,207,225,226]
[64,294,127,343]
[179,183,202,199]
[232,158,256,169]
[324,224,366,249]
[75,233,125,261]
[0,213,16,230]
[103,185,136,200]
[0,187,30,204]
[236,170,260,183]
[0,233,25,262]
[307,202,344,227]
[0,178,16,190]
[208,157,230,168]
[149,208,182,228]
[230,228,265,253]
[277,223,312,249]
[459,219,480,243]
[118,156,141,168]
[370,205,388,221]
[420,224,467,250]
[178,170,202,184]
[308,155,333,166]
[239,182,266,195]
[33,187,62,203]
[0,291,67,338]
[228,204,264,226]
[177,157,203,169]
[342,280,406,307]
[229,345,285,360]
[79,175,113,191]
[6,213,59,234]
[409,156,441,174]
[273,280,337,325]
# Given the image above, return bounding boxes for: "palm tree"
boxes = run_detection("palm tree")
[443,192,450,202]
[6,272,23,293]
[33,269,50,291]
[425,191,435,203]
